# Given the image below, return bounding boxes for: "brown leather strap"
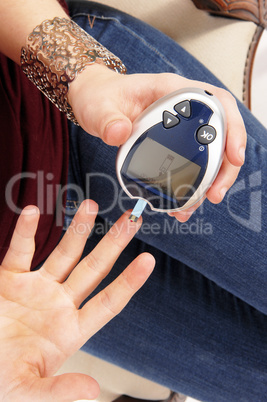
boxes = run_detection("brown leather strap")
[192,0,267,28]
[243,25,264,109]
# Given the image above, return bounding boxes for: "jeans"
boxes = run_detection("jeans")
[65,2,267,401]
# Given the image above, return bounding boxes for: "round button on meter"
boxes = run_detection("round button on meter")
[116,88,226,213]
[197,125,217,145]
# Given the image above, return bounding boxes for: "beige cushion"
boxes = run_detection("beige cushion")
[57,350,171,401]
[96,0,257,101]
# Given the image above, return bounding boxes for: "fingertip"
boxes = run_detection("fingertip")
[141,252,156,272]
[107,210,142,244]
[125,252,155,290]
[226,145,246,167]
[80,199,99,216]
[225,117,247,167]
[169,209,194,222]
[103,118,132,146]
[206,187,225,204]
[126,208,143,220]
[21,205,40,216]
[135,253,156,283]
[125,209,143,230]
[18,206,40,234]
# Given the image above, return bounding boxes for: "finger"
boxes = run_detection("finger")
[215,89,247,167]
[78,252,155,339]
[225,97,247,166]
[41,200,98,282]
[103,116,132,146]
[63,211,142,307]
[168,197,206,222]
[206,153,241,204]
[79,95,132,146]
[1,206,40,272]
[16,373,99,402]
[79,96,132,146]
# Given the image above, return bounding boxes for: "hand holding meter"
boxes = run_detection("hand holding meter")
[116,88,226,220]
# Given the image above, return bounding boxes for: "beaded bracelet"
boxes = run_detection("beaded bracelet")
[21,17,127,125]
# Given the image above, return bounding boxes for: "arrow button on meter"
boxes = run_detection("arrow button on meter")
[174,100,191,118]
[163,111,180,129]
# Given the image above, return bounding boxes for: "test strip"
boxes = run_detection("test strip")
[129,199,147,222]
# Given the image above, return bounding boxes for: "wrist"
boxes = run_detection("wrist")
[20,17,127,125]
[67,63,114,108]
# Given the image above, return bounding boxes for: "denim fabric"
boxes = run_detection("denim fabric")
[65,2,267,401]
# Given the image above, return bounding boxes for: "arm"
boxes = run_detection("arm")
[0,0,246,221]
[0,0,68,63]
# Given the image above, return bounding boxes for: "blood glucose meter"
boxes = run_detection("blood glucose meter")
[116,88,226,215]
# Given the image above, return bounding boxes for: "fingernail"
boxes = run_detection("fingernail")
[22,206,39,216]
[104,119,131,146]
[239,147,245,164]
[105,119,124,137]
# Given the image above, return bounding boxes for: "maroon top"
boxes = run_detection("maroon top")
[0,0,70,267]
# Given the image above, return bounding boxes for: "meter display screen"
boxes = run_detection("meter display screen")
[125,137,201,201]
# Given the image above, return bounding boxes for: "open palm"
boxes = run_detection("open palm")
[0,200,154,401]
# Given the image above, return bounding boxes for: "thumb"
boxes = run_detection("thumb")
[102,114,132,146]
[68,65,133,146]
[25,373,100,402]
[80,99,132,146]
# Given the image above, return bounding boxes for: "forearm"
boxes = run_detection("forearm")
[0,0,68,63]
